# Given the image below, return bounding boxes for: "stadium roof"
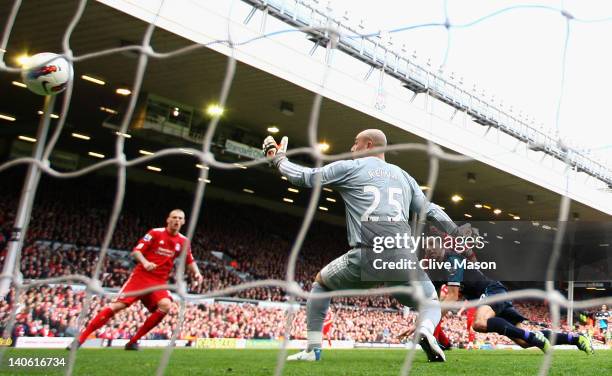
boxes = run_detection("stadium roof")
[1,0,610,222]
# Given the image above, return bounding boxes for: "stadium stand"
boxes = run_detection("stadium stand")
[0,285,566,347]
[0,171,396,307]
[0,171,603,348]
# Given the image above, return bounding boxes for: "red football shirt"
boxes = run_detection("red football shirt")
[131,227,194,282]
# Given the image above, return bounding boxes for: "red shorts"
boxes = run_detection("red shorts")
[115,274,172,312]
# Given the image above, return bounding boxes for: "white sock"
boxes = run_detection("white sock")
[306,282,330,351]
[418,299,441,334]
[307,331,323,351]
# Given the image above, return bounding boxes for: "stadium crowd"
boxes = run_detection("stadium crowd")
[15,241,400,309]
[0,172,400,308]
[0,285,561,347]
[0,172,604,347]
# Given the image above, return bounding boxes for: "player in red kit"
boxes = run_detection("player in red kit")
[432,284,451,350]
[463,306,477,349]
[70,209,202,350]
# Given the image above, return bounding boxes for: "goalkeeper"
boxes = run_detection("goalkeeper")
[263,129,463,362]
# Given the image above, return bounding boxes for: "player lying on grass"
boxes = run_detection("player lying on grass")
[70,209,203,350]
[401,242,594,355]
[263,129,469,362]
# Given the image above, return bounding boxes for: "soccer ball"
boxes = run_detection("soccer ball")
[20,52,73,96]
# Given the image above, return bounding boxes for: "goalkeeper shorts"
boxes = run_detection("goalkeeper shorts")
[320,248,437,301]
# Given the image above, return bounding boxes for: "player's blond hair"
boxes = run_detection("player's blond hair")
[168,209,185,218]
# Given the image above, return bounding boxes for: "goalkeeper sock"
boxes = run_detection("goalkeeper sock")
[393,281,440,334]
[417,299,441,335]
[78,307,114,344]
[540,330,578,345]
[306,282,331,352]
[486,317,533,342]
[128,310,167,345]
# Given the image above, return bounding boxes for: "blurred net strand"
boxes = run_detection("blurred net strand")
[0,1,606,179]
[0,1,610,376]
[274,17,338,371]
[0,95,56,373]
[2,272,611,310]
[354,3,612,38]
[73,9,155,376]
[157,0,239,370]
[251,0,612,183]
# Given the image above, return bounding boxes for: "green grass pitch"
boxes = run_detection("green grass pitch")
[0,348,609,375]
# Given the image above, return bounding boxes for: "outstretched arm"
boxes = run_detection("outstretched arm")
[263,136,355,188]
[277,159,356,188]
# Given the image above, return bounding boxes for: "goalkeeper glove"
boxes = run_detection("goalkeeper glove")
[262,135,288,168]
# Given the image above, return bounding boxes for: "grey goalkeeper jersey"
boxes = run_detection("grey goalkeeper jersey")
[278,156,457,247]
